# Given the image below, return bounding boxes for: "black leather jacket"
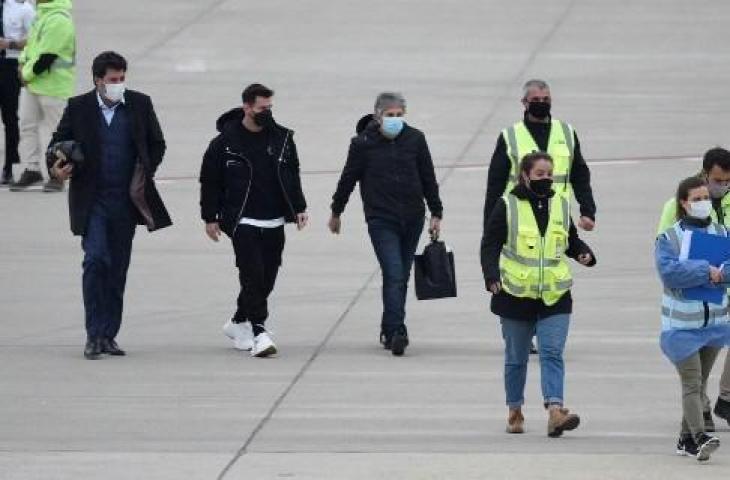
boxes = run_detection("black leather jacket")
[199,108,307,236]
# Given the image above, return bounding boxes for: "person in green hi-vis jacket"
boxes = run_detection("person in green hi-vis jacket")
[656,147,730,432]
[10,0,75,193]
[657,148,730,234]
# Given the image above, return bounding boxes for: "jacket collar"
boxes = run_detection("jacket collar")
[680,216,712,229]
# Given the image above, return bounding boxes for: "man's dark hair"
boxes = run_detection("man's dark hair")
[242,83,274,105]
[702,147,730,172]
[92,51,127,79]
[675,175,708,220]
[517,151,553,186]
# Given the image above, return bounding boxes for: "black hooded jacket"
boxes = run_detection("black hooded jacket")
[331,114,443,221]
[199,108,307,236]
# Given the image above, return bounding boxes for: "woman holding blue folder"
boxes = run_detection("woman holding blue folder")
[655,175,730,462]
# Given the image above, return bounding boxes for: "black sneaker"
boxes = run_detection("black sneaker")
[9,169,43,191]
[0,170,12,187]
[695,433,720,462]
[704,410,715,432]
[714,397,730,425]
[42,177,65,192]
[390,325,409,357]
[676,434,698,457]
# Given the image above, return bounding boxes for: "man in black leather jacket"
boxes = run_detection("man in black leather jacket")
[199,83,308,358]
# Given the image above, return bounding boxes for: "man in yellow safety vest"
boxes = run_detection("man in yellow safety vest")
[484,79,596,232]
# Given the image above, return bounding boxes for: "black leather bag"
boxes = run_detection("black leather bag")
[414,239,457,300]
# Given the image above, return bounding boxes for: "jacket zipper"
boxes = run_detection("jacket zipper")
[703,302,710,327]
[390,139,403,215]
[276,130,297,219]
[225,147,253,235]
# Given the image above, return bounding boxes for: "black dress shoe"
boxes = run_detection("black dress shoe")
[101,338,126,356]
[84,337,102,360]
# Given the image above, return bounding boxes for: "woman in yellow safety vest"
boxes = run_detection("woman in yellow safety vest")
[481,151,596,437]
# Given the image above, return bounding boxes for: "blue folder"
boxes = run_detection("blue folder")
[682,230,730,304]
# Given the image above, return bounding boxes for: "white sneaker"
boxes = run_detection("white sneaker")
[251,332,277,358]
[222,320,254,351]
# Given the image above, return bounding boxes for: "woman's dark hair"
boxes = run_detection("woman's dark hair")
[92,51,127,79]
[517,151,553,186]
[242,83,274,105]
[676,175,708,219]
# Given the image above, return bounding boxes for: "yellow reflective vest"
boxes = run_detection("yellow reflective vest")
[502,119,575,195]
[499,193,573,305]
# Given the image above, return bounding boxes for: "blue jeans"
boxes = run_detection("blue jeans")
[81,201,136,339]
[367,216,424,336]
[501,314,570,408]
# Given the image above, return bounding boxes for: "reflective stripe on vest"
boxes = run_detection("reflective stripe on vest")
[499,270,574,294]
[503,119,574,191]
[660,222,730,329]
[661,305,728,322]
[500,193,572,305]
[37,11,76,70]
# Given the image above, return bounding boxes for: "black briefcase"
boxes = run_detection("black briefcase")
[414,239,457,300]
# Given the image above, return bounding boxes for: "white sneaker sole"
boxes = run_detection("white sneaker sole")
[252,345,277,358]
[697,440,720,462]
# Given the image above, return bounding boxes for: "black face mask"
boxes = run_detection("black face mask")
[253,109,275,128]
[527,101,551,119]
[529,178,553,196]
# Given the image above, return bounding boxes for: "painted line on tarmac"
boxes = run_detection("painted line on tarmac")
[146,155,701,185]
[0,154,701,192]
[216,268,381,480]
[218,1,582,477]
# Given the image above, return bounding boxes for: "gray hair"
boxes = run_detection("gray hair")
[374,92,406,117]
[522,79,550,100]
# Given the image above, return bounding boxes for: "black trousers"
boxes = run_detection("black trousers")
[0,59,20,173]
[232,224,285,335]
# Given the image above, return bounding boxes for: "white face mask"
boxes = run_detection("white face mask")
[688,199,713,219]
[103,83,125,103]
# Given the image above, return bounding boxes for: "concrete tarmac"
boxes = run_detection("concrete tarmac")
[2,0,730,478]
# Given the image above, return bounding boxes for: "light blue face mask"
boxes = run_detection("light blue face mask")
[381,116,404,138]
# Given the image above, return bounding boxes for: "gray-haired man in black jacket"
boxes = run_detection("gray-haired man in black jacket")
[328,92,443,356]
